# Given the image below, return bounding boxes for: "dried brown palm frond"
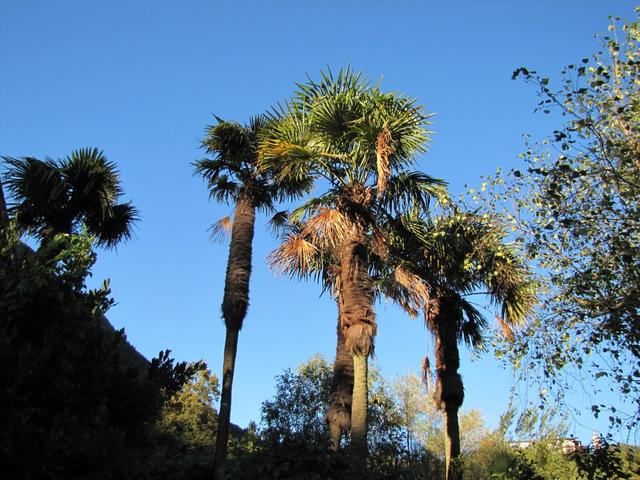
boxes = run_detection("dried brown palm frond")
[424,297,441,331]
[209,215,233,243]
[496,315,515,343]
[376,126,393,196]
[268,233,318,277]
[370,229,389,260]
[329,263,342,298]
[342,303,377,356]
[421,356,433,391]
[394,266,430,311]
[301,207,352,248]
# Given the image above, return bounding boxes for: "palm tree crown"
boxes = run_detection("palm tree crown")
[3,148,138,248]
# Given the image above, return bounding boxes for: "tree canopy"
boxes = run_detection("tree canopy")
[475,10,640,432]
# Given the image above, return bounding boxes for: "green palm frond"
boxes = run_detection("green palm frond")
[202,120,253,164]
[3,156,67,234]
[458,299,487,348]
[61,148,123,215]
[294,67,371,108]
[378,171,448,214]
[267,210,289,236]
[87,201,138,248]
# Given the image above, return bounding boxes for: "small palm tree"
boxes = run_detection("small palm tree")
[261,68,446,471]
[194,115,310,479]
[2,148,138,249]
[393,210,536,480]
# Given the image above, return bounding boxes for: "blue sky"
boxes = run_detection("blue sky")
[2,0,637,443]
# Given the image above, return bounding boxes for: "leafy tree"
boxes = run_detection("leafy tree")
[570,436,631,480]
[151,367,220,479]
[261,355,332,445]
[3,148,138,248]
[476,11,640,430]
[261,68,446,471]
[194,115,311,478]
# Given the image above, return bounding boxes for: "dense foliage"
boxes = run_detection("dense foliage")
[0,226,205,479]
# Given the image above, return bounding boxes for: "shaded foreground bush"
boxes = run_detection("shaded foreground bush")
[0,228,204,479]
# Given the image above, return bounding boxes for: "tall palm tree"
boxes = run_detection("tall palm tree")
[261,69,446,470]
[195,115,310,479]
[392,210,536,480]
[2,148,138,249]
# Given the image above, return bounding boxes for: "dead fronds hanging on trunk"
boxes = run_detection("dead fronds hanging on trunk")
[302,207,352,248]
[209,215,233,243]
[421,356,433,391]
[376,126,393,196]
[342,305,377,356]
[268,233,318,277]
[394,267,430,316]
[370,229,389,260]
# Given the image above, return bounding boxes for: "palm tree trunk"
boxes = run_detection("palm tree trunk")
[350,353,368,468]
[213,194,256,480]
[326,299,354,452]
[339,226,375,474]
[433,297,464,480]
[444,404,461,480]
[214,328,239,480]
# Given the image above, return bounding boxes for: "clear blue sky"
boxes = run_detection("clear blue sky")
[2,0,637,443]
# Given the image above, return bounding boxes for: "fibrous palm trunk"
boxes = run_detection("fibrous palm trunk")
[339,226,375,473]
[213,194,256,480]
[432,298,464,480]
[326,297,354,452]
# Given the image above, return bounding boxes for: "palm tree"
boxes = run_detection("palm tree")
[261,69,446,470]
[194,115,310,479]
[2,148,138,249]
[392,210,536,480]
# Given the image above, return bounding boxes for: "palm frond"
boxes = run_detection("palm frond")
[301,206,352,249]
[88,202,139,248]
[209,215,233,243]
[375,127,393,196]
[268,233,319,278]
[392,266,430,316]
[379,171,448,214]
[61,148,122,215]
[207,175,240,204]
[267,210,289,236]
[458,299,487,349]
